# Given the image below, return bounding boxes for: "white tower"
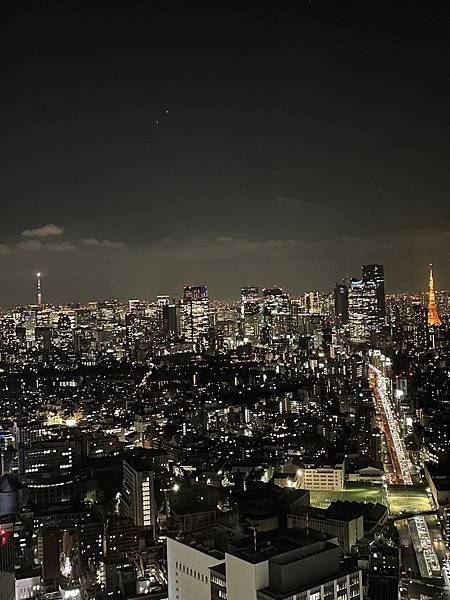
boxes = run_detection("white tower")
[36,272,42,305]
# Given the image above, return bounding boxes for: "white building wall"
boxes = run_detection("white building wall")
[15,576,41,599]
[167,537,223,600]
[298,464,344,491]
[225,553,269,600]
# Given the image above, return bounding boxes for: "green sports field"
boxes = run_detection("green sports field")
[387,486,433,515]
[309,483,385,509]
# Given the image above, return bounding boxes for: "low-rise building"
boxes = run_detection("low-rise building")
[297,463,345,491]
[287,506,364,553]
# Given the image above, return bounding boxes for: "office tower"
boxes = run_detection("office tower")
[348,279,378,343]
[261,288,291,342]
[0,316,16,350]
[18,437,83,476]
[334,283,349,325]
[241,286,259,302]
[162,303,179,339]
[121,450,157,533]
[157,295,170,306]
[128,299,145,312]
[427,264,441,326]
[362,264,385,326]
[241,286,260,341]
[13,419,43,448]
[180,285,209,346]
[17,435,86,505]
[0,519,15,600]
[54,315,74,351]
[305,291,321,314]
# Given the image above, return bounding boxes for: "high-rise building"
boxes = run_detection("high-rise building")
[13,420,43,448]
[304,291,321,314]
[162,303,179,339]
[54,315,74,351]
[362,264,385,327]
[18,438,83,476]
[334,283,349,326]
[157,295,170,307]
[241,287,260,341]
[261,288,291,343]
[121,450,159,533]
[241,286,259,302]
[180,285,209,346]
[348,279,378,343]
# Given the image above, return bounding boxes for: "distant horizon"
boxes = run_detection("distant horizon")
[1,266,445,311]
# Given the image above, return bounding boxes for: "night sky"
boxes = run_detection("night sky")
[1,1,449,305]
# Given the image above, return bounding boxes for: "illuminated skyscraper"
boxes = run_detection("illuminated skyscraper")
[240,287,260,341]
[362,264,385,326]
[241,286,259,302]
[121,451,157,532]
[427,264,441,327]
[304,291,321,314]
[261,287,291,342]
[180,285,209,345]
[348,279,378,343]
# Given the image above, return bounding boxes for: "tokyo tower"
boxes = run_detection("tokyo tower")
[427,264,441,327]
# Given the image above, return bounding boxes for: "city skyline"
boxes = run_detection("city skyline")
[1,261,445,309]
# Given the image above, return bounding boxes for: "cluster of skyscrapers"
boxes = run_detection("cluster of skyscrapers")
[334,264,386,344]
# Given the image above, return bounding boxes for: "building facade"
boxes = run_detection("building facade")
[167,528,363,600]
[297,463,345,492]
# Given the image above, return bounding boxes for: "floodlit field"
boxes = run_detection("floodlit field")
[387,486,433,515]
[309,483,385,509]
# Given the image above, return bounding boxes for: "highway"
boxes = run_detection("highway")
[409,516,441,579]
[369,363,413,485]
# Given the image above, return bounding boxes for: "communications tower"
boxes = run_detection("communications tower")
[427,264,441,327]
[36,272,42,305]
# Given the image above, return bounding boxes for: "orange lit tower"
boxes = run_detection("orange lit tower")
[427,264,441,327]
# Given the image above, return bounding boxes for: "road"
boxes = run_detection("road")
[369,363,413,485]
[397,519,450,600]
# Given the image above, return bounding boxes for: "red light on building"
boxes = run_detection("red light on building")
[0,528,12,546]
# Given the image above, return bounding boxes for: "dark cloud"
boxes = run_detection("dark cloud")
[46,241,77,252]
[0,2,448,304]
[80,238,125,248]
[17,240,43,252]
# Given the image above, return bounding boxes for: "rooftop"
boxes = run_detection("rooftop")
[169,525,335,565]
[123,448,167,472]
[226,528,336,565]
[258,566,360,600]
